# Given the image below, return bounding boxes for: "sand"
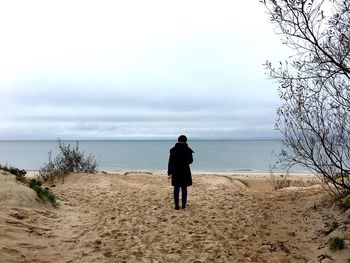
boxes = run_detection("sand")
[0,170,349,263]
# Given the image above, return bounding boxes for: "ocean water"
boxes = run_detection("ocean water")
[0,140,306,172]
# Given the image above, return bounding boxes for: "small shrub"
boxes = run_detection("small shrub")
[329,237,346,251]
[0,164,27,183]
[39,139,98,183]
[29,179,57,206]
[0,164,57,206]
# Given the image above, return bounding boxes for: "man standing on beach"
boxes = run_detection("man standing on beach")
[167,135,194,210]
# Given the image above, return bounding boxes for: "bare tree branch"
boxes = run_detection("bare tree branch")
[263,0,350,194]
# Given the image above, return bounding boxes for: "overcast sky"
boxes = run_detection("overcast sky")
[0,0,291,140]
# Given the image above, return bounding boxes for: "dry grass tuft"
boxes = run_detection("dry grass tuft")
[268,173,319,190]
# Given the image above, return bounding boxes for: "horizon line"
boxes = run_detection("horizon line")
[0,136,282,141]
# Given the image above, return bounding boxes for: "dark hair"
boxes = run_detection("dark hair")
[178,135,187,142]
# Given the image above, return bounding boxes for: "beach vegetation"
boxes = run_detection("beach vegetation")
[268,173,319,190]
[0,164,57,206]
[39,139,98,183]
[262,0,350,195]
[329,237,346,251]
[0,164,27,183]
[29,179,57,206]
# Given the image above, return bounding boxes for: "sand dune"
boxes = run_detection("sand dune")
[0,171,349,262]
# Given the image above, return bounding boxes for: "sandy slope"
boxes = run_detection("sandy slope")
[0,171,349,263]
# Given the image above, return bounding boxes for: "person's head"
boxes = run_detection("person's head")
[178,135,187,143]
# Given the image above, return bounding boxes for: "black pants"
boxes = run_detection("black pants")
[173,186,187,207]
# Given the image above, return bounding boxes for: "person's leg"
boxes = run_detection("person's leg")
[181,186,187,208]
[173,186,180,209]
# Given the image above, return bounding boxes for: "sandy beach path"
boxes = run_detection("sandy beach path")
[1,172,347,262]
[53,173,260,263]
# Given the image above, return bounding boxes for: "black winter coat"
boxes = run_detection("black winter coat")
[167,142,194,187]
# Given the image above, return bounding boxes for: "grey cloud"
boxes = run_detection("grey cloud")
[0,0,286,140]
[3,100,277,124]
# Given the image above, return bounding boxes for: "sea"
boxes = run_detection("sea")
[0,139,307,173]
